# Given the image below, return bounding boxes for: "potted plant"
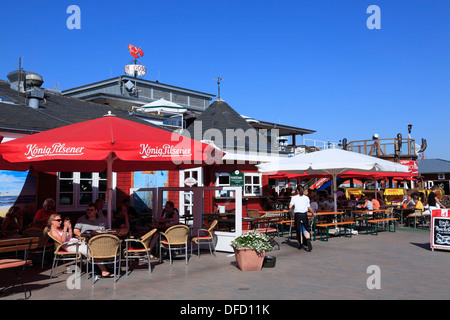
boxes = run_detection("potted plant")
[230,231,273,271]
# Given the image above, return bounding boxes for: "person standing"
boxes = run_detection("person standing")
[428,185,446,213]
[289,186,315,252]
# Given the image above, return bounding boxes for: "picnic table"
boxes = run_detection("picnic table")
[351,209,396,235]
[309,211,355,241]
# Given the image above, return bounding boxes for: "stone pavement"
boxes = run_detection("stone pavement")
[1,228,449,301]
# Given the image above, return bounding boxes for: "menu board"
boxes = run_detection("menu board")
[431,209,450,251]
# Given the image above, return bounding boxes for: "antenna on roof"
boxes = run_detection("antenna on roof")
[213,77,223,99]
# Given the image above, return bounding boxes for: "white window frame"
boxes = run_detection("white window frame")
[56,171,116,212]
[243,172,262,196]
[215,172,263,197]
[179,167,203,218]
[215,173,235,198]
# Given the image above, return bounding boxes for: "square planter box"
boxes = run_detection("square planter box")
[234,248,266,271]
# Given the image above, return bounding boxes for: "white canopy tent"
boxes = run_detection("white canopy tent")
[257,148,410,212]
[133,98,187,114]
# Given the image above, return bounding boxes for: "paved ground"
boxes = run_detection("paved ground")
[1,227,449,302]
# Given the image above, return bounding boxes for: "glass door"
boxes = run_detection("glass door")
[179,168,203,224]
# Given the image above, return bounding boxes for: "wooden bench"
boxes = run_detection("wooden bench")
[367,218,398,235]
[277,219,294,237]
[314,221,355,241]
[0,237,39,299]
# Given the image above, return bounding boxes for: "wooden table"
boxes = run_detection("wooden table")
[246,216,285,249]
[203,213,235,232]
[259,210,289,217]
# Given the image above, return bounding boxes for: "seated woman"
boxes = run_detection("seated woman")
[357,196,374,210]
[159,201,180,227]
[1,206,24,238]
[45,214,114,278]
[112,205,130,231]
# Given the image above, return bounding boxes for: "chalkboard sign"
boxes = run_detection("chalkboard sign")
[431,209,450,251]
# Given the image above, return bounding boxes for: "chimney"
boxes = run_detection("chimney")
[7,70,45,108]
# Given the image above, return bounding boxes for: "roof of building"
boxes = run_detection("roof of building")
[185,98,275,152]
[419,158,450,174]
[63,76,216,99]
[0,79,166,134]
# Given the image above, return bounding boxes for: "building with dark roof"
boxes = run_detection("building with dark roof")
[419,158,450,194]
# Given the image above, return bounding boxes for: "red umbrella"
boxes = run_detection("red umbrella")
[0,114,224,226]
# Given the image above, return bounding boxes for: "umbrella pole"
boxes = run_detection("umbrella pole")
[106,153,117,229]
[333,173,337,212]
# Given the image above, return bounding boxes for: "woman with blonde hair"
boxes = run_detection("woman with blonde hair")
[44,214,112,277]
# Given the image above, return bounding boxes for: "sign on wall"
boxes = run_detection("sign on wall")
[230,170,244,187]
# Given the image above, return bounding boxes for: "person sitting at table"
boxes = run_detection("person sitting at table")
[112,205,130,231]
[73,203,108,237]
[402,195,415,209]
[405,194,425,225]
[371,196,381,210]
[94,198,106,218]
[1,206,24,238]
[45,214,112,278]
[347,194,358,209]
[309,195,319,213]
[411,194,424,211]
[357,196,374,210]
[145,201,179,261]
[33,198,57,229]
[322,195,334,211]
[119,198,141,233]
[159,201,179,227]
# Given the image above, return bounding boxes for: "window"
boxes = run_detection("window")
[57,171,113,211]
[215,172,262,197]
[244,173,262,196]
[215,173,234,197]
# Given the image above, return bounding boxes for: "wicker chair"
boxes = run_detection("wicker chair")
[87,234,121,284]
[22,228,52,268]
[47,232,82,278]
[159,224,190,265]
[190,220,217,258]
[123,228,157,276]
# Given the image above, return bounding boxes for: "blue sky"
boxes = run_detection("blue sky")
[1,0,449,159]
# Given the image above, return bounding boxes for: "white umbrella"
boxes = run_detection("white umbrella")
[134,98,187,114]
[257,148,410,212]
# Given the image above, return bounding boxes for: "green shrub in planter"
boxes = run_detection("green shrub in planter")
[230,231,273,253]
